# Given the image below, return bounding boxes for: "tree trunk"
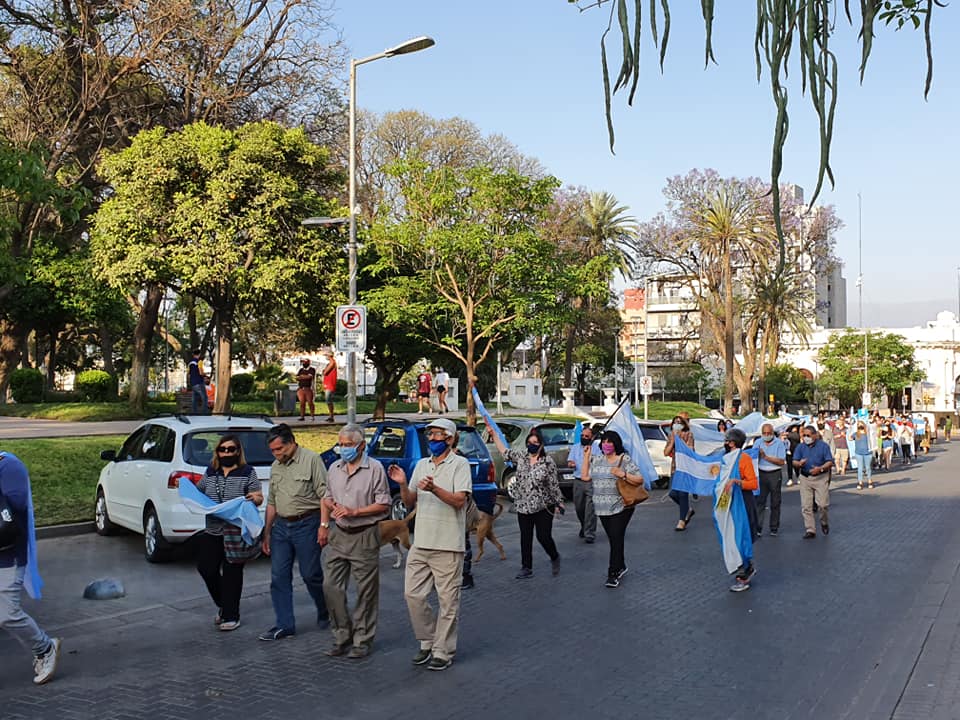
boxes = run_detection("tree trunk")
[464,353,477,426]
[0,319,28,403]
[45,329,58,390]
[100,323,115,376]
[213,304,234,414]
[722,242,736,417]
[128,284,164,414]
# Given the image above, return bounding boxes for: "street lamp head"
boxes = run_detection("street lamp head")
[385,36,435,57]
[301,216,349,227]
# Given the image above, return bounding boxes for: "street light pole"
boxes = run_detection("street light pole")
[643,277,649,420]
[345,36,434,423]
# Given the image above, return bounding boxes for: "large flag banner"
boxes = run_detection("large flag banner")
[178,477,264,544]
[713,449,754,574]
[603,399,657,490]
[671,438,722,496]
[471,386,508,449]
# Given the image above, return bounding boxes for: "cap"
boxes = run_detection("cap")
[426,418,457,437]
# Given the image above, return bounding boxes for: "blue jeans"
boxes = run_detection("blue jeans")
[0,564,52,657]
[269,515,327,632]
[669,489,690,520]
[191,383,207,414]
[856,453,873,485]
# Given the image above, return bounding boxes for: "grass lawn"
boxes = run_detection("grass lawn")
[2,435,125,526]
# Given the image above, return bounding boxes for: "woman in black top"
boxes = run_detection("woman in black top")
[195,434,262,631]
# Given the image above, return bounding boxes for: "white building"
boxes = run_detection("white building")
[780,311,960,416]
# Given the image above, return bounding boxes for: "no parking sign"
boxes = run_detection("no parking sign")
[336,305,366,352]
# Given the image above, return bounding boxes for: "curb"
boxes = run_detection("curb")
[37,522,95,539]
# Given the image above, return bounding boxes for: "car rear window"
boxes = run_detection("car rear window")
[416,427,486,459]
[183,430,274,467]
[639,426,667,441]
[539,425,573,445]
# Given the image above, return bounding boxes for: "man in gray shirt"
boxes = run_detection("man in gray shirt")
[320,424,390,659]
[756,423,786,537]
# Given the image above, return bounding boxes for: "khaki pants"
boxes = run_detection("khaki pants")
[834,448,849,472]
[404,546,464,661]
[322,525,381,648]
[799,475,830,532]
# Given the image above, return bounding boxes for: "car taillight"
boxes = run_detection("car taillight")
[168,471,203,489]
[487,464,495,484]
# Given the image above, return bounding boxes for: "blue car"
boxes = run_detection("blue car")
[322,418,498,521]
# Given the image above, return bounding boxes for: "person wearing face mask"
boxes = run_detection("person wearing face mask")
[389,418,472,671]
[195,434,264,632]
[491,427,563,579]
[791,425,834,539]
[319,424,391,659]
[584,430,645,589]
[755,423,786,537]
[664,415,696,531]
[566,424,600,543]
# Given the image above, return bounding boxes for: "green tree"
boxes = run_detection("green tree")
[92,121,342,412]
[573,0,938,260]
[366,161,572,424]
[817,330,924,409]
[765,363,815,405]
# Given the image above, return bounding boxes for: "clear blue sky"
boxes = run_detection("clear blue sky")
[333,1,959,328]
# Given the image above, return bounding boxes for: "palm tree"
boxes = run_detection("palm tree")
[560,191,639,387]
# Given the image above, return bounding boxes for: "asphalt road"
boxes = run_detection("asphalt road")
[4,443,960,719]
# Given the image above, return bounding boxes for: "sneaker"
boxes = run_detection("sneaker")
[427,656,453,671]
[551,557,561,577]
[411,648,432,665]
[617,567,628,580]
[461,575,475,589]
[605,575,620,589]
[803,531,816,539]
[347,644,371,659]
[219,620,241,632]
[730,579,751,592]
[769,529,779,537]
[736,564,756,583]
[33,638,61,685]
[515,568,533,579]
[258,626,295,641]
[786,479,794,487]
[585,537,595,544]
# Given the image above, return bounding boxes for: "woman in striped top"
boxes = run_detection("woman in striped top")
[584,430,644,589]
[195,434,263,631]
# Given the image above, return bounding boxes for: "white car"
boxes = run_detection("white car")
[95,415,276,562]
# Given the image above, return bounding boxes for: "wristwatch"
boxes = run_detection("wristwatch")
[320,522,329,528]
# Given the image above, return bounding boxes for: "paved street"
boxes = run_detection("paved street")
[4,443,960,719]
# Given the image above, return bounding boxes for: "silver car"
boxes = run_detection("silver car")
[476,418,575,495]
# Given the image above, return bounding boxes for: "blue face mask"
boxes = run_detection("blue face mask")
[429,439,449,456]
[339,445,360,463]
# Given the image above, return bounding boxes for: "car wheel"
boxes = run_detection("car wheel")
[502,470,516,500]
[390,494,409,521]
[94,489,117,536]
[143,506,172,563]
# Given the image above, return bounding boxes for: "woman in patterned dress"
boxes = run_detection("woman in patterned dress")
[491,427,564,579]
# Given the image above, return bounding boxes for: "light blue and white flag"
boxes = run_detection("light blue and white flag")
[713,449,754,574]
[471,386,508,449]
[671,438,721,496]
[603,399,657,490]
[178,477,264,544]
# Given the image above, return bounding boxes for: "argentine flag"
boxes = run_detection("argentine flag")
[672,441,754,573]
[714,449,754,574]
[603,399,658,490]
[178,476,264,544]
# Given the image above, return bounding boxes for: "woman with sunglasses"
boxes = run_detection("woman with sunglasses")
[491,427,563,579]
[196,434,263,631]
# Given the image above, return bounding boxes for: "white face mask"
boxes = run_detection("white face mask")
[762,434,774,442]
[802,436,814,445]
[672,423,683,432]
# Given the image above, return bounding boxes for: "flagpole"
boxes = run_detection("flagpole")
[600,395,633,432]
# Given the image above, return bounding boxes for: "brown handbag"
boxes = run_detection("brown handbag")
[616,457,649,507]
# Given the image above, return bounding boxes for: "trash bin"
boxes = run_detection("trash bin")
[176,391,193,414]
[273,387,298,416]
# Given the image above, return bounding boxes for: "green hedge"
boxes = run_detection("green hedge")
[74,370,116,401]
[10,368,43,403]
[232,373,255,396]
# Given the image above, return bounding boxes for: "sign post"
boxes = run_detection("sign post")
[639,374,653,420]
[336,305,367,422]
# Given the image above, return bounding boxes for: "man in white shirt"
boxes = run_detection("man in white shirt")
[388,418,471,672]
[756,423,786,537]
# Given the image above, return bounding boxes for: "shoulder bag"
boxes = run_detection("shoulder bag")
[616,457,649,507]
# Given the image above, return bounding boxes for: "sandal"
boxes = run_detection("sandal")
[675,520,686,532]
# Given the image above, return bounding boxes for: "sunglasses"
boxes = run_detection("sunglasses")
[218,446,239,454]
